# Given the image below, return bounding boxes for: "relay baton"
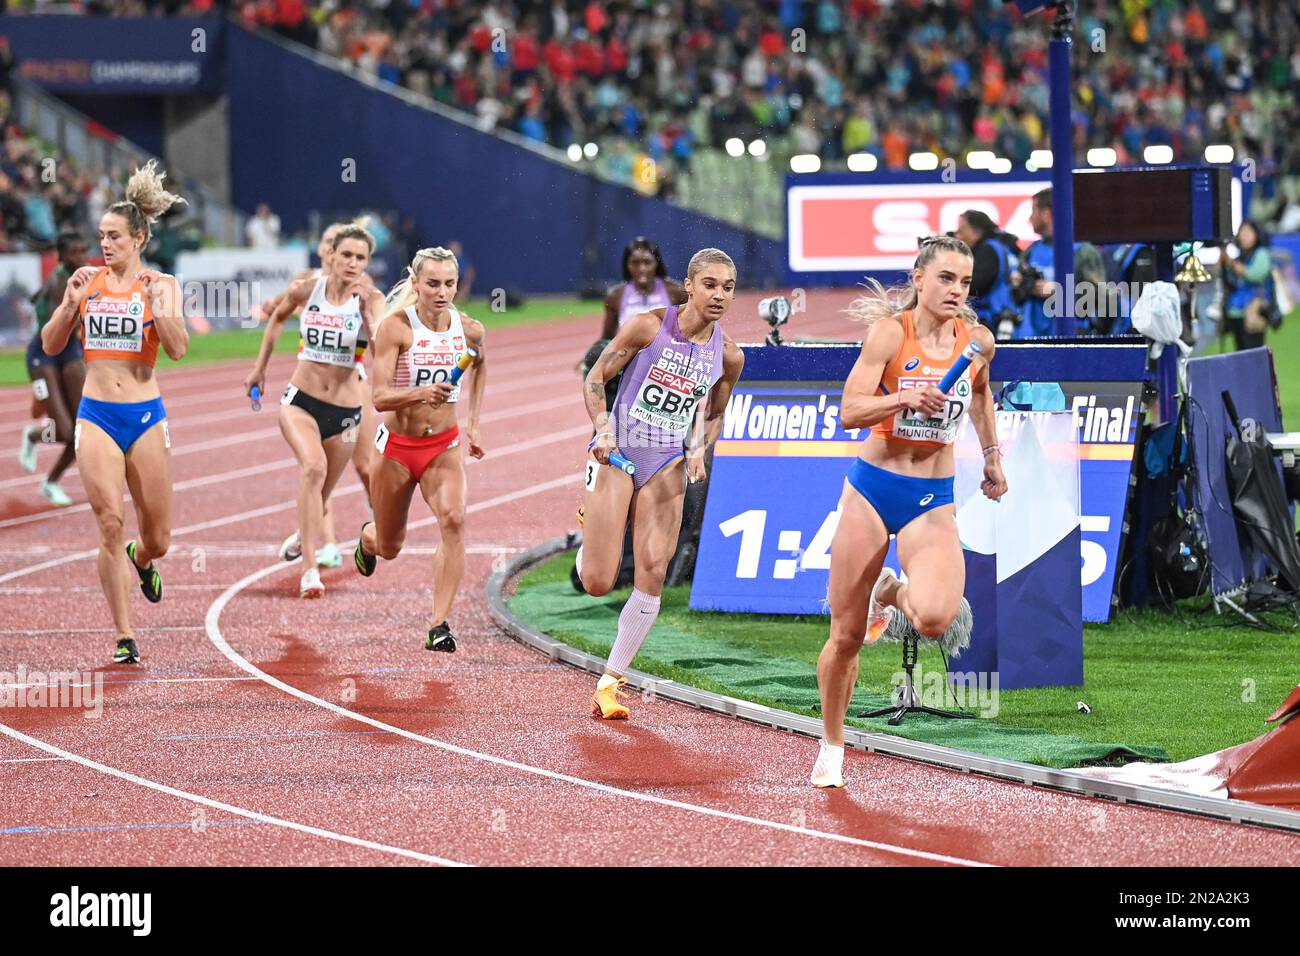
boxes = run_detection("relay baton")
[249,385,262,412]
[448,348,478,386]
[608,451,637,476]
[937,342,982,394]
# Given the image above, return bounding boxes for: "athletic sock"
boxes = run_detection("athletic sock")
[605,588,661,676]
[596,673,619,691]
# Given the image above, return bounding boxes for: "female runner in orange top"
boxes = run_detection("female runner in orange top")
[40,162,190,664]
[811,235,1008,788]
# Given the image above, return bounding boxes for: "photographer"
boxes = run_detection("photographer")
[1220,220,1278,351]
[954,211,1019,338]
[1016,188,1106,337]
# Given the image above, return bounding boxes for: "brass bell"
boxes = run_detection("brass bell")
[1175,252,1213,284]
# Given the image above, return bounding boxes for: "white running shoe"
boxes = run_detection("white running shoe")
[299,568,324,599]
[279,530,303,562]
[40,481,72,507]
[18,429,37,474]
[865,566,898,644]
[315,542,342,568]
[810,741,846,789]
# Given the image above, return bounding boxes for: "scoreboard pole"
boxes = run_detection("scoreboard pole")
[1048,1,1077,338]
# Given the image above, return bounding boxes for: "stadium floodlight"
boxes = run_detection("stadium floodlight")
[1143,144,1174,165]
[909,152,939,171]
[966,150,996,170]
[747,139,767,158]
[988,157,1013,174]
[1204,144,1234,164]
[566,144,583,162]
[1029,149,1053,168]
[1086,147,1117,167]
[790,154,822,174]
[847,153,878,172]
[725,138,746,158]
[583,142,599,159]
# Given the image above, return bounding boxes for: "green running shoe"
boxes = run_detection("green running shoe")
[125,540,163,603]
[114,637,140,664]
[425,622,456,653]
[354,523,377,577]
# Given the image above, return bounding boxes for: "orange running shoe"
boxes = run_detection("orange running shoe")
[865,567,897,643]
[591,677,630,719]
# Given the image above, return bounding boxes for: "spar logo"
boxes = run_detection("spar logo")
[903,357,920,372]
[788,181,1046,272]
[127,295,144,318]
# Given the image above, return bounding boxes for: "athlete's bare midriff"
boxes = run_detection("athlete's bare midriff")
[289,359,364,408]
[858,434,955,480]
[83,359,160,404]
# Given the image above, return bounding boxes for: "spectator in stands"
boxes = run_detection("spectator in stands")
[246,202,281,249]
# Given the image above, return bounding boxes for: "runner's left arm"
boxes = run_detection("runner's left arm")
[142,271,189,361]
[462,317,487,459]
[967,325,1006,500]
[685,335,745,483]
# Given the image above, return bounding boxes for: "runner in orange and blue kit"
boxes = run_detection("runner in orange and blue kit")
[39,162,190,665]
[811,235,1008,788]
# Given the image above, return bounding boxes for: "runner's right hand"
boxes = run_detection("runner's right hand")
[242,369,265,397]
[901,385,947,416]
[422,382,454,407]
[592,430,617,465]
[62,266,101,308]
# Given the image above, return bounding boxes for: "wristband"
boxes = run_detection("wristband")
[982,444,1001,457]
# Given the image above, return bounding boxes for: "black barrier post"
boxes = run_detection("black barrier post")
[1048,2,1077,338]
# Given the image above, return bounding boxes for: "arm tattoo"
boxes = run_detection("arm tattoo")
[586,382,604,396]
[602,347,628,369]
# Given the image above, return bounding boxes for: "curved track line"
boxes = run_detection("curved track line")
[203,479,991,868]
[0,722,466,866]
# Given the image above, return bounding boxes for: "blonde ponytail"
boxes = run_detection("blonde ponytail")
[845,235,979,329]
[107,159,186,245]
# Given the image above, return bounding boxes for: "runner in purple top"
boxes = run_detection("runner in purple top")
[577,248,746,721]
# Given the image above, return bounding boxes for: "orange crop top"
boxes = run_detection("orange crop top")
[79,269,161,367]
[869,310,974,447]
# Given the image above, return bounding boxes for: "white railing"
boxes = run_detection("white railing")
[11,75,247,246]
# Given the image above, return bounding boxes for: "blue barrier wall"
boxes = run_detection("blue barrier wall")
[0,15,225,93]
[2,16,784,294]
[224,27,783,294]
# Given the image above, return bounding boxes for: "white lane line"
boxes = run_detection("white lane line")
[5,676,263,690]
[0,423,589,583]
[0,756,71,763]
[205,476,990,868]
[0,722,466,866]
[0,393,587,527]
[0,625,208,633]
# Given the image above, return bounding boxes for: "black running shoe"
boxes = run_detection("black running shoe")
[424,622,456,653]
[354,523,377,577]
[114,637,140,664]
[125,540,163,603]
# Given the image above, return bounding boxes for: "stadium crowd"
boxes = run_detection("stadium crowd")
[22,0,1293,222]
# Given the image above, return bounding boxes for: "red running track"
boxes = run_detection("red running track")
[2,295,1299,866]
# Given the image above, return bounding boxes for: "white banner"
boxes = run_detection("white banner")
[0,253,44,346]
[175,247,309,324]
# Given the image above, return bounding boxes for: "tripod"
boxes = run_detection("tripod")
[857,630,974,726]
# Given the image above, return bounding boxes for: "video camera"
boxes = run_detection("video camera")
[758,296,793,346]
